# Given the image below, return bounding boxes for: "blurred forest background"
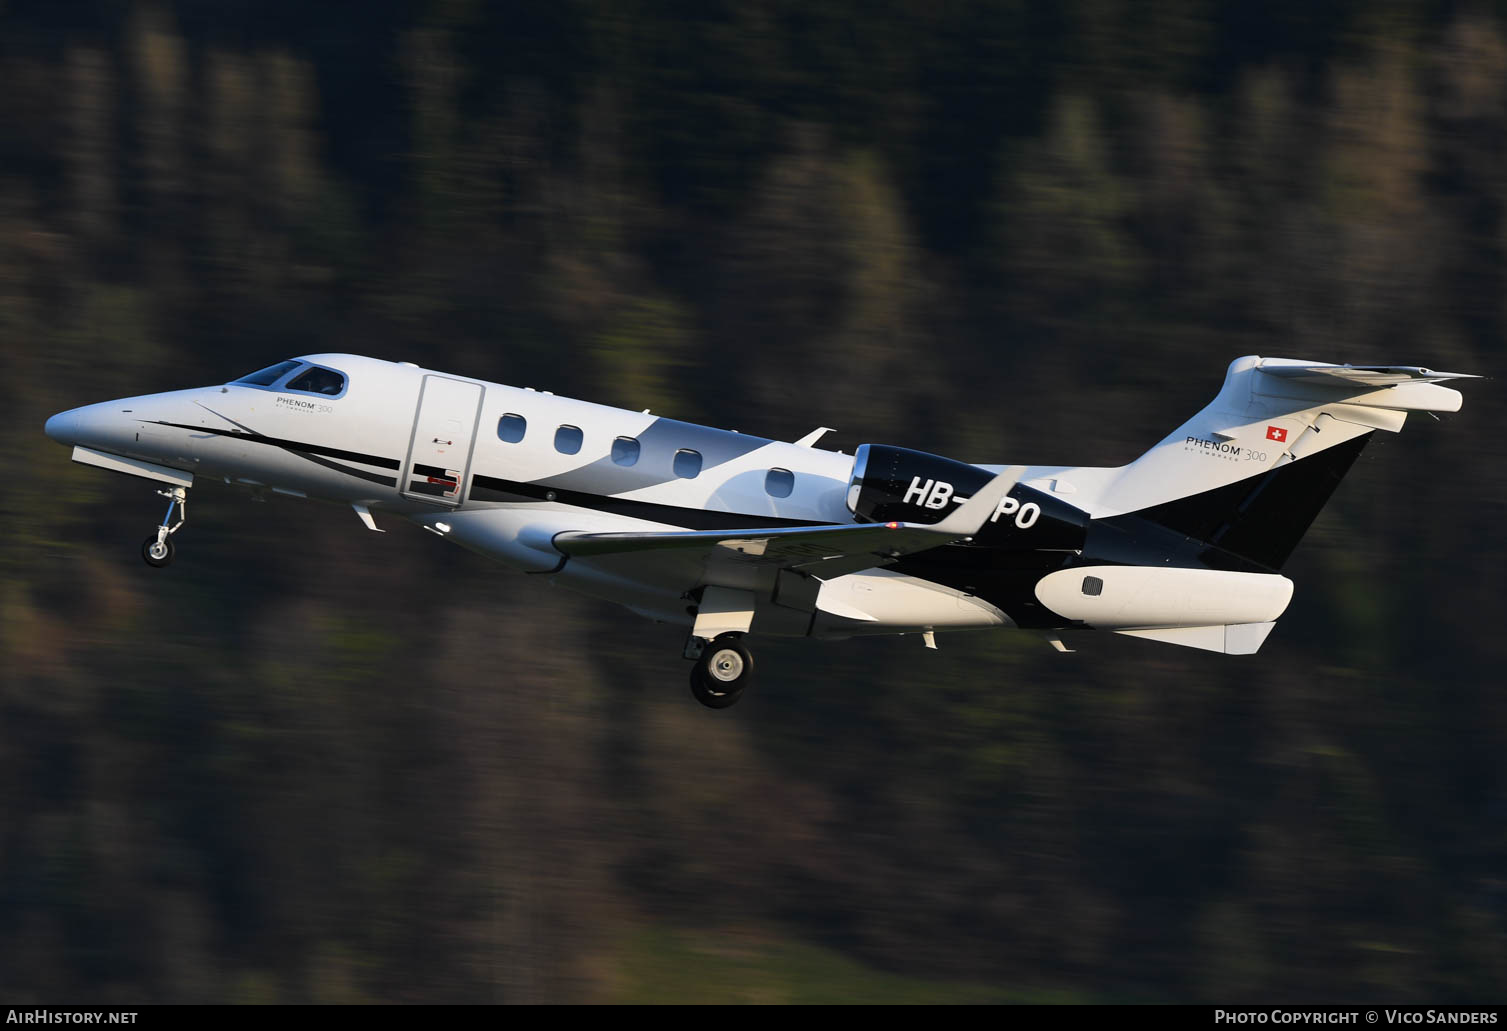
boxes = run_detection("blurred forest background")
[2,0,1505,1004]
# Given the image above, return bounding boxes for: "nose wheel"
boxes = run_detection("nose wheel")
[141,535,174,567]
[141,486,187,568]
[688,634,754,709]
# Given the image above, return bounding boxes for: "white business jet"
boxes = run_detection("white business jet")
[45,354,1475,707]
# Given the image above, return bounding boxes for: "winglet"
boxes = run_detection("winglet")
[930,466,1025,539]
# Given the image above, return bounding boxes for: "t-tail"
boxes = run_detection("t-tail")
[1035,357,1478,655]
[1094,357,1476,567]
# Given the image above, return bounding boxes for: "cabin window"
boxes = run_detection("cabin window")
[285,366,347,396]
[235,360,302,387]
[555,425,583,455]
[765,468,795,498]
[1082,576,1104,597]
[673,449,702,479]
[611,436,640,466]
[498,414,527,443]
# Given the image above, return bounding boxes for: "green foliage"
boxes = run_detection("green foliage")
[589,293,698,417]
[605,925,1079,1004]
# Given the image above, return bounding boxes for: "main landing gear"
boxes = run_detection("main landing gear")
[141,486,187,568]
[687,633,755,709]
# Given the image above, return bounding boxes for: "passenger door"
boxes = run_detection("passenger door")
[402,375,484,506]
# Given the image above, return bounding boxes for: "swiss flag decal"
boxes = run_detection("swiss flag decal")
[1266,425,1288,443]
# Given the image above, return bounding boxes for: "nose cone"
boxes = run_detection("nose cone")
[43,400,141,454]
[44,408,79,445]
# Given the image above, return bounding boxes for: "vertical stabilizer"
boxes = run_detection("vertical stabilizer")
[1091,357,1472,570]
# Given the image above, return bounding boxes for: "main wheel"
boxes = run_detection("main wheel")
[690,635,754,709]
[141,535,174,568]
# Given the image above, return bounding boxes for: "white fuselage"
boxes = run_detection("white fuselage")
[45,353,1010,638]
[47,352,1475,663]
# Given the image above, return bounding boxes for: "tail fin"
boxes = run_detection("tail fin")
[1091,357,1476,570]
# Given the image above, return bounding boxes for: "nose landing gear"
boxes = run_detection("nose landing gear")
[141,486,187,568]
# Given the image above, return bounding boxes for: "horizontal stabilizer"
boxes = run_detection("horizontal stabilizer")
[1257,363,1480,387]
[1256,360,1476,412]
[1114,621,1277,655]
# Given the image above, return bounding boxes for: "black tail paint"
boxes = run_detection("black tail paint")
[1103,433,1373,571]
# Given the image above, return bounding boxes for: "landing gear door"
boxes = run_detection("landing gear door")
[402,375,484,506]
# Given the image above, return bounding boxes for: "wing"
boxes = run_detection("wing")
[553,466,1024,588]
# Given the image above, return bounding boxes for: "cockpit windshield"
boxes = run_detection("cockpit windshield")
[286,366,346,396]
[235,360,302,386]
[233,360,348,397]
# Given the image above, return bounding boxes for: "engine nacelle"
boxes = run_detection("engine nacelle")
[845,444,993,524]
[846,443,1090,554]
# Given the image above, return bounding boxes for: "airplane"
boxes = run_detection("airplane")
[44,354,1476,707]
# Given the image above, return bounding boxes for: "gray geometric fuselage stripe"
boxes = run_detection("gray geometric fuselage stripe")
[535,416,774,494]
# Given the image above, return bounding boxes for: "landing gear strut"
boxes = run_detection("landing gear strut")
[688,633,754,709]
[141,486,187,568]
